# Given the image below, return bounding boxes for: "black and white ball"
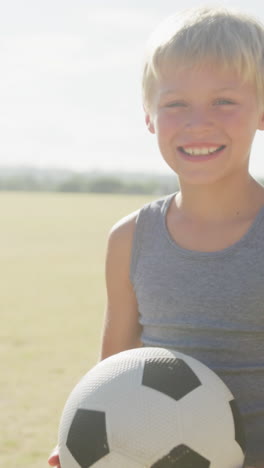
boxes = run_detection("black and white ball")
[58,347,245,467]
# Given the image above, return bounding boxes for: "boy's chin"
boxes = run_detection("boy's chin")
[174,170,227,187]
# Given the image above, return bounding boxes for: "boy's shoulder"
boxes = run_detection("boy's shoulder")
[108,194,173,245]
[108,210,139,254]
[110,209,139,237]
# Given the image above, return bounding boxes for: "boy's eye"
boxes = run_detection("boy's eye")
[214,98,236,105]
[165,101,187,108]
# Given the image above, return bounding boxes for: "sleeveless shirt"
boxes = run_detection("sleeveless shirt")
[130,193,264,466]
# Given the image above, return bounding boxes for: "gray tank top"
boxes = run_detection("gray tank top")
[130,193,264,466]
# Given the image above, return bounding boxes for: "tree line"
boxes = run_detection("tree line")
[0,169,179,195]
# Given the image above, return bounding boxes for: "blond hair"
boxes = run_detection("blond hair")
[142,6,264,112]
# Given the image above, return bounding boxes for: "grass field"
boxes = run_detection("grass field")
[0,191,156,468]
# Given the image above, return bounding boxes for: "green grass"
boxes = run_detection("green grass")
[0,191,155,468]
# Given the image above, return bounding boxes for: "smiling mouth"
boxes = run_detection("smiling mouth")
[178,145,226,156]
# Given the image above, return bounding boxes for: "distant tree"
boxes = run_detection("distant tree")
[0,175,40,191]
[58,176,85,193]
[123,180,159,194]
[88,177,124,193]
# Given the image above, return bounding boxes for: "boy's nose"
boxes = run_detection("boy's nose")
[185,109,213,131]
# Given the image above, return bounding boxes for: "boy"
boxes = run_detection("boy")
[49,6,264,467]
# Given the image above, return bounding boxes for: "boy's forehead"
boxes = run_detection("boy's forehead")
[151,63,258,103]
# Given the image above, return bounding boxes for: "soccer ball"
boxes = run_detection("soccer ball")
[58,347,245,468]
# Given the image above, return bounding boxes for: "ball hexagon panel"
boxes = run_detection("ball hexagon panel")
[71,354,143,410]
[90,450,144,467]
[105,383,182,465]
[178,386,244,466]
[66,409,109,467]
[142,357,202,401]
[151,444,210,468]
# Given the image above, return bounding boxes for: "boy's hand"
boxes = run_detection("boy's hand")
[48,446,60,467]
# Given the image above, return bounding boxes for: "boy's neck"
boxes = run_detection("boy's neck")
[175,173,264,223]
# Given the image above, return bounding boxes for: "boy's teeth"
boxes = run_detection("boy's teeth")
[182,146,221,155]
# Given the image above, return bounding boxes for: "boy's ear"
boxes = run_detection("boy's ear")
[145,112,155,134]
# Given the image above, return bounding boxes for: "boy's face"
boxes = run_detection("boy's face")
[145,63,264,185]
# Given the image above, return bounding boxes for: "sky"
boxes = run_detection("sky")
[1,0,264,176]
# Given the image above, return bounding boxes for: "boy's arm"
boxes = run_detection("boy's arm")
[100,211,142,360]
